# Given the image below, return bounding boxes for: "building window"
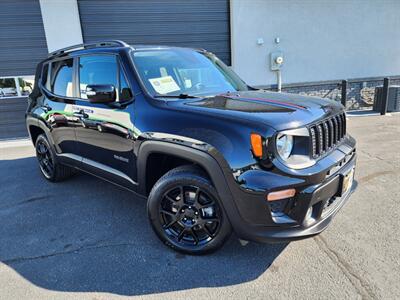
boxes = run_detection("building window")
[18,77,34,96]
[0,76,34,98]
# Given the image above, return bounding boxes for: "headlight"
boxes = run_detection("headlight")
[276,133,293,160]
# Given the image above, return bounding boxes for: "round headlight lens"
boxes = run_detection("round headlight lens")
[276,134,294,160]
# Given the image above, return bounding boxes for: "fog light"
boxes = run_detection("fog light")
[304,206,316,225]
[267,189,296,201]
[305,207,313,220]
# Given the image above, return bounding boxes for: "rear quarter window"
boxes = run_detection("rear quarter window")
[50,59,73,97]
[41,63,49,89]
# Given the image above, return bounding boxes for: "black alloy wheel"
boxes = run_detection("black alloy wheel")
[35,134,77,182]
[159,185,221,246]
[148,166,232,254]
[36,138,54,179]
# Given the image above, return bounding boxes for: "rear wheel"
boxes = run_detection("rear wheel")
[148,166,232,254]
[35,134,77,182]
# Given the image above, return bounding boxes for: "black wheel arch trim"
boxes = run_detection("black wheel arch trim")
[136,140,255,235]
[26,115,61,164]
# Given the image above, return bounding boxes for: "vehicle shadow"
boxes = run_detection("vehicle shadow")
[0,156,287,296]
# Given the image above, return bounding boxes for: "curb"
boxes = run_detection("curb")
[0,138,32,149]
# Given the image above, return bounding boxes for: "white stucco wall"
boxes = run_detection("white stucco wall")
[39,0,83,52]
[231,0,400,86]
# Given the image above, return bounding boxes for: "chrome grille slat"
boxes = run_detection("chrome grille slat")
[341,113,346,136]
[323,122,330,149]
[336,115,342,139]
[310,127,317,157]
[332,117,338,142]
[328,119,334,148]
[309,113,346,159]
[317,124,324,154]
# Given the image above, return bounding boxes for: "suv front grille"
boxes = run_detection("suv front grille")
[309,112,346,158]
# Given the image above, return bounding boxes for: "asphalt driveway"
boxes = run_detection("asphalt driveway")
[0,113,399,299]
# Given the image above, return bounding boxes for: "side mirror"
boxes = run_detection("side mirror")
[85,84,116,103]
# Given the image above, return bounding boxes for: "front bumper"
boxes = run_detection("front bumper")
[227,150,357,243]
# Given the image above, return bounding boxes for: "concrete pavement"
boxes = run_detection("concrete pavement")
[0,114,399,299]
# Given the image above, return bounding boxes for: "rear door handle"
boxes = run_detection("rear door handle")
[73,110,89,119]
[42,104,52,112]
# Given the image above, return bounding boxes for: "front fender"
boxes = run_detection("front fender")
[136,138,275,234]
[136,139,247,225]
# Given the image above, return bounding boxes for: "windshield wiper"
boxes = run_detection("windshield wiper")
[153,93,200,99]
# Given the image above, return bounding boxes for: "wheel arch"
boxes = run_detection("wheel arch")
[137,141,235,205]
[138,141,219,191]
[26,116,57,154]
[28,125,45,145]
[26,116,45,145]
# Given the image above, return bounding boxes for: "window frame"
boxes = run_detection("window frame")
[40,52,133,104]
[49,56,75,98]
[40,56,76,101]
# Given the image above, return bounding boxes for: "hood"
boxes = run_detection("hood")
[169,90,344,131]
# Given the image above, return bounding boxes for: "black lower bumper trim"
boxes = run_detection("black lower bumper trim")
[231,154,357,243]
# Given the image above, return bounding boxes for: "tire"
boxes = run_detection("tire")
[147,165,232,255]
[35,134,77,182]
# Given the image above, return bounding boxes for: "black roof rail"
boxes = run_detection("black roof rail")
[48,40,130,57]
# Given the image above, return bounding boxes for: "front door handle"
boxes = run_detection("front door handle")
[73,110,89,119]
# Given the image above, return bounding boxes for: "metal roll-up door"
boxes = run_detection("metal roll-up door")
[78,0,231,65]
[0,0,48,77]
[0,98,28,140]
[0,0,47,139]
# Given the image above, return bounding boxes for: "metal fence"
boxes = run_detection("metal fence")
[263,76,400,113]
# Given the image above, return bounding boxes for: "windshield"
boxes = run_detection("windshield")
[131,49,248,98]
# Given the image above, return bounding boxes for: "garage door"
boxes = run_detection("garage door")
[78,0,231,65]
[0,0,48,77]
[0,0,47,139]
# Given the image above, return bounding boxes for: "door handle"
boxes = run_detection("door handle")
[42,104,52,113]
[73,110,89,119]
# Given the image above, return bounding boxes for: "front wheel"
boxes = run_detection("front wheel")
[147,166,232,255]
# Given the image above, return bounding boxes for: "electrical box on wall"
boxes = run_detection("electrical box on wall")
[270,51,284,71]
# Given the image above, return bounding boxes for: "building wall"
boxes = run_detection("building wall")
[230,0,400,86]
[39,0,83,52]
[0,0,47,77]
[78,0,231,65]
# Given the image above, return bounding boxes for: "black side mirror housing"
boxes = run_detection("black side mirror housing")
[86,84,116,103]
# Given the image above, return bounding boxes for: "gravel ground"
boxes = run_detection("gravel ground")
[0,114,399,300]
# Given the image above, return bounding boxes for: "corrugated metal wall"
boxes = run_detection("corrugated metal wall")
[0,0,45,139]
[78,0,231,65]
[0,98,28,140]
[0,0,48,77]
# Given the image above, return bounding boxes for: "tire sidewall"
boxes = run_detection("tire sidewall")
[35,134,57,181]
[148,170,231,255]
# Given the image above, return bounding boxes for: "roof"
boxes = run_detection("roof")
[48,40,206,60]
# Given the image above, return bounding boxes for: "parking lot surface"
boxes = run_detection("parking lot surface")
[0,114,399,299]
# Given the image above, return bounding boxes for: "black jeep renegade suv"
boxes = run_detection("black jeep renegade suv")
[26,40,356,254]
